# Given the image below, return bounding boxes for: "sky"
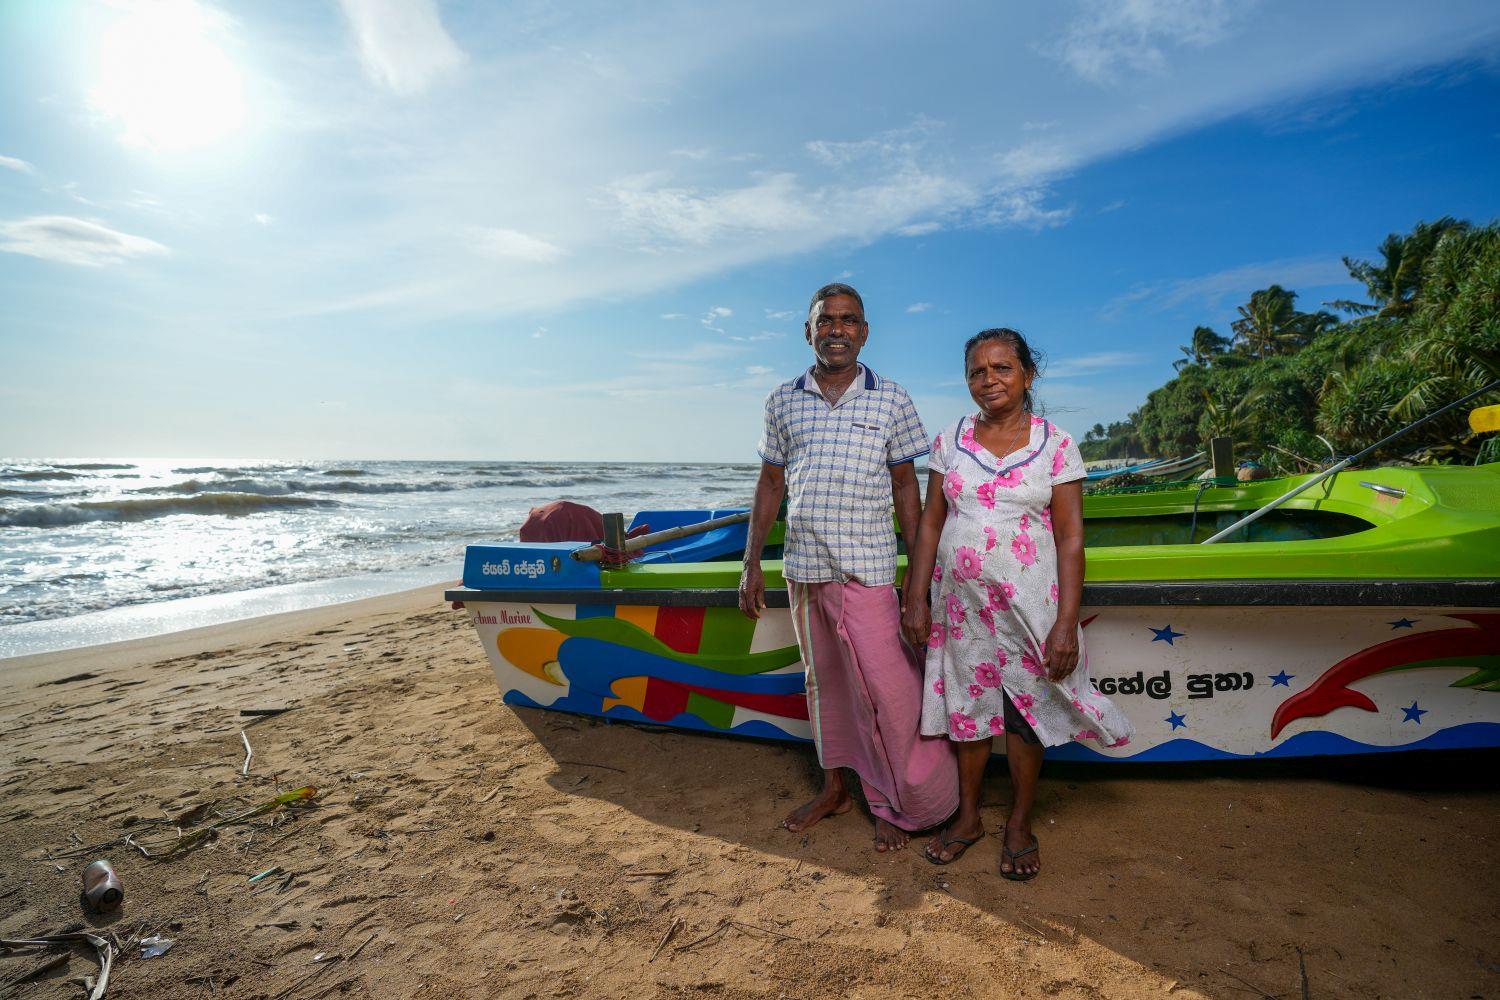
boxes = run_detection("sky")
[0,0,1497,462]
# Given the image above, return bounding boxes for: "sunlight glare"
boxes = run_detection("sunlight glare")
[91,0,248,151]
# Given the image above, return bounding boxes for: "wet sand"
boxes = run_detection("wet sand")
[2,583,1497,999]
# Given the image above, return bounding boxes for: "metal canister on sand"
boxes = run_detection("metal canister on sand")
[81,859,123,911]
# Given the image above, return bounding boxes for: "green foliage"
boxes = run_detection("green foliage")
[1332,217,1470,318]
[1085,219,1500,468]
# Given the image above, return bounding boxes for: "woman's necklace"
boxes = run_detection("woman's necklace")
[977,410,1030,458]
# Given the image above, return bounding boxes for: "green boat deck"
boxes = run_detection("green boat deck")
[601,463,1500,590]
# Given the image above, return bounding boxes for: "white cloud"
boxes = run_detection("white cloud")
[254,212,273,225]
[1099,199,1128,214]
[338,0,466,95]
[906,302,933,314]
[0,155,35,174]
[701,305,733,332]
[0,215,168,267]
[1053,0,1246,84]
[977,187,1073,230]
[659,313,685,320]
[764,308,796,320]
[531,326,547,338]
[610,172,812,246]
[744,365,774,376]
[997,141,1076,184]
[1104,255,1355,317]
[729,331,786,342]
[1045,351,1148,378]
[896,221,941,237]
[470,227,565,263]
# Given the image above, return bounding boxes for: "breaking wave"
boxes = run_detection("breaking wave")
[129,478,486,497]
[3,470,82,481]
[53,463,138,471]
[0,493,338,528]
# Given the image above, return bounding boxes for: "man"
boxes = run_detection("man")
[739,283,958,852]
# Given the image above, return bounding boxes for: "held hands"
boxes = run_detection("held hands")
[1043,618,1080,682]
[738,562,766,620]
[900,596,931,651]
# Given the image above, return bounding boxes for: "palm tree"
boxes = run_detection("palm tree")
[1200,385,1269,444]
[1174,326,1229,370]
[1328,217,1469,318]
[1231,287,1334,357]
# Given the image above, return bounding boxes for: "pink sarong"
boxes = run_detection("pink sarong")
[790,579,959,831]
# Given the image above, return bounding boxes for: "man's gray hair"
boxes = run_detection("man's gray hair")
[807,282,865,321]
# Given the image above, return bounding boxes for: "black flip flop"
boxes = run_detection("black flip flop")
[923,832,979,865]
[1000,835,1039,881]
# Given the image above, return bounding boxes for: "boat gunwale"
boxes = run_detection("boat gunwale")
[447,578,1500,609]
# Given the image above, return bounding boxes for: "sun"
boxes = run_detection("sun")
[90,0,248,151]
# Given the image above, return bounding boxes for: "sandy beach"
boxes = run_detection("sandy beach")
[2,584,1497,1000]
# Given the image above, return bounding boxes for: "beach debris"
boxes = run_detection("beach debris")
[1297,946,1310,1000]
[254,921,300,931]
[650,917,684,961]
[80,860,123,912]
[674,919,805,954]
[138,936,174,959]
[240,731,253,776]
[1218,967,1277,999]
[239,708,294,720]
[346,932,377,962]
[164,786,317,857]
[248,866,283,884]
[271,956,342,999]
[557,760,625,773]
[0,932,114,1000]
[0,953,70,990]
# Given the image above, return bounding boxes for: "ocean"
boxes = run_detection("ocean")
[0,459,760,649]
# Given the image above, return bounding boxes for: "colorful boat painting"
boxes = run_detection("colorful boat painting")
[448,463,1500,762]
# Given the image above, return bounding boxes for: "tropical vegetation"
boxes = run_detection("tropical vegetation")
[1079,218,1500,473]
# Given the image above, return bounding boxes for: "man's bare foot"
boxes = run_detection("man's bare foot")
[873,818,909,852]
[923,815,984,864]
[780,788,852,833]
[998,822,1039,880]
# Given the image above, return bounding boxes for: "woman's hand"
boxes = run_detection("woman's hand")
[1043,618,1079,681]
[901,595,931,651]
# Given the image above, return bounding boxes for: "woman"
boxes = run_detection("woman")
[901,328,1132,879]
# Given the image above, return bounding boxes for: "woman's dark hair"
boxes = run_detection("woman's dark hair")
[963,328,1043,412]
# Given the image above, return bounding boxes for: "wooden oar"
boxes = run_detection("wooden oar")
[572,510,751,563]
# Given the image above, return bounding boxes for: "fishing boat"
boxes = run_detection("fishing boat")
[447,457,1500,762]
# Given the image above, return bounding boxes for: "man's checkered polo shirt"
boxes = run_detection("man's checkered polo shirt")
[757,364,928,586]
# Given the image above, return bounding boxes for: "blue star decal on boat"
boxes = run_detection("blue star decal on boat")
[1268,670,1295,687]
[1165,710,1187,730]
[1388,618,1417,629]
[1401,701,1427,724]
[1149,625,1184,645]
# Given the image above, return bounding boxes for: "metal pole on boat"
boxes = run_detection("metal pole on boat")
[1200,378,1500,545]
[571,510,753,562]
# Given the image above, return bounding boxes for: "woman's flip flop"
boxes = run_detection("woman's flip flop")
[1000,835,1040,881]
[923,833,979,865]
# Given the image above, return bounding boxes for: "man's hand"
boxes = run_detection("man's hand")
[901,596,931,651]
[1043,618,1080,681]
[739,562,767,620]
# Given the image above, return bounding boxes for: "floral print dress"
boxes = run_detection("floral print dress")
[919,415,1134,750]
